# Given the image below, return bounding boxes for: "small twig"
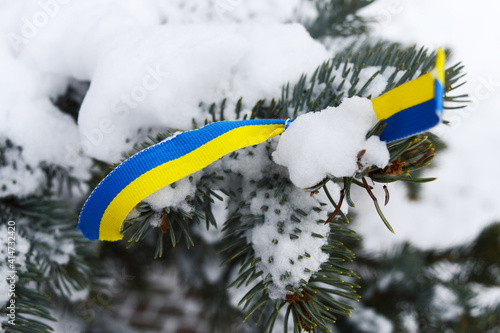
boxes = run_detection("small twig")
[383,185,390,206]
[323,185,349,222]
[160,214,168,233]
[325,189,345,224]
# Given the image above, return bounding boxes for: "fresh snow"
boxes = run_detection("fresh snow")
[431,284,463,321]
[273,97,389,188]
[0,0,332,301]
[78,23,329,162]
[470,285,500,313]
[248,183,331,299]
[349,306,393,333]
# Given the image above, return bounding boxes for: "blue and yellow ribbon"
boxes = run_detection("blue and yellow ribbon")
[78,120,287,241]
[78,49,445,241]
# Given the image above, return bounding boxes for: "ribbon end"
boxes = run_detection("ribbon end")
[375,48,446,142]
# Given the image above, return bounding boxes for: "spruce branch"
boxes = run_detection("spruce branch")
[340,222,500,332]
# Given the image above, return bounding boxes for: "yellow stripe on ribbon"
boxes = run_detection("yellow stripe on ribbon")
[99,124,285,241]
[372,48,446,121]
[372,73,435,120]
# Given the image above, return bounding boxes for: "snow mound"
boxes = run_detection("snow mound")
[78,23,329,162]
[273,97,389,188]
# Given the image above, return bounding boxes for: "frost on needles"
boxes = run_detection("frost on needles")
[273,97,389,188]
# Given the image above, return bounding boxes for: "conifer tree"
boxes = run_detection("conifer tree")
[1,1,498,333]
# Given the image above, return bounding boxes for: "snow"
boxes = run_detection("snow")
[152,0,318,26]
[77,23,329,162]
[0,0,498,322]
[375,270,405,293]
[124,208,141,221]
[428,261,463,282]
[148,213,163,228]
[0,4,91,198]
[273,97,389,188]
[400,311,418,333]
[0,0,328,196]
[208,139,342,300]
[0,142,45,197]
[431,284,463,321]
[248,187,331,299]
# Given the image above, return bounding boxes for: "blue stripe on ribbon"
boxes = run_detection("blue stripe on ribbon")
[380,80,443,142]
[78,119,287,240]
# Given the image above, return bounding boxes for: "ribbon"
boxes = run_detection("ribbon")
[373,48,445,141]
[78,49,445,241]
